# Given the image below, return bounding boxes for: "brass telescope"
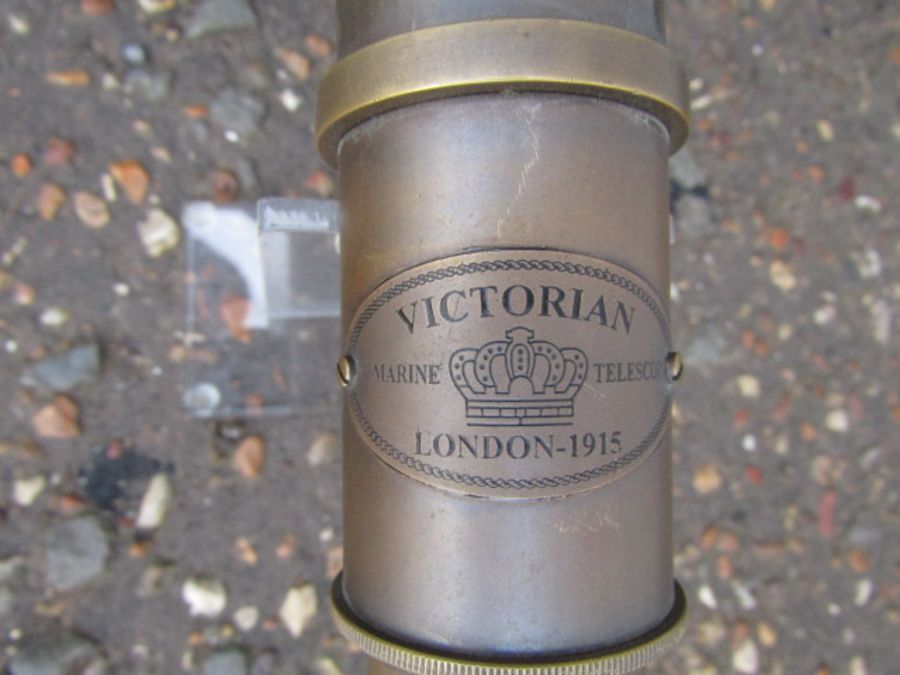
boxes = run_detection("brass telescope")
[315,2,690,673]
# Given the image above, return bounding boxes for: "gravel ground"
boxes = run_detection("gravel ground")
[0,1,897,674]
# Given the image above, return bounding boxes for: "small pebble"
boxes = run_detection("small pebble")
[816,119,834,142]
[854,195,882,214]
[125,69,173,102]
[11,153,32,177]
[135,473,173,530]
[304,34,333,58]
[235,537,258,565]
[693,463,722,495]
[848,549,871,574]
[182,576,228,618]
[187,0,258,39]
[138,0,176,14]
[732,581,757,610]
[275,48,311,81]
[101,173,117,201]
[40,306,71,327]
[757,621,777,648]
[869,299,891,345]
[73,191,110,229]
[769,260,797,291]
[21,343,101,392]
[326,545,343,578]
[304,170,334,198]
[849,656,868,675]
[12,281,34,305]
[36,183,66,221]
[810,455,840,486]
[233,605,259,632]
[275,533,297,559]
[314,658,343,675]
[8,631,107,675]
[732,638,760,674]
[825,409,849,433]
[307,431,337,466]
[202,648,248,675]
[669,147,707,190]
[138,208,181,257]
[31,396,81,439]
[43,138,77,166]
[849,249,882,280]
[8,14,31,35]
[854,579,873,607]
[122,43,148,66]
[736,374,760,399]
[45,516,110,590]
[695,617,726,647]
[813,304,836,326]
[767,228,791,251]
[13,474,47,506]
[81,0,116,16]
[697,584,718,609]
[278,584,317,638]
[110,159,150,204]
[210,88,266,140]
[280,89,303,112]
[46,70,91,87]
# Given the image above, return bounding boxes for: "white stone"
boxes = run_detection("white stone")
[233,605,259,632]
[307,432,337,466]
[851,249,882,279]
[732,581,757,610]
[40,306,71,327]
[736,374,760,399]
[854,579,873,607]
[9,14,31,35]
[850,656,868,675]
[769,260,796,291]
[825,409,849,433]
[870,299,891,346]
[135,474,173,530]
[742,434,758,452]
[137,0,177,14]
[13,475,46,506]
[138,209,181,257]
[813,304,836,326]
[816,119,835,142]
[182,577,228,617]
[314,658,343,675]
[697,584,718,609]
[854,195,882,214]
[279,584,317,638]
[732,638,760,674]
[280,89,303,112]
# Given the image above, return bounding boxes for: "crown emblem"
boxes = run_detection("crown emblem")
[449,327,588,427]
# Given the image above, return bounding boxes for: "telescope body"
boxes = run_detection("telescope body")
[316,3,690,672]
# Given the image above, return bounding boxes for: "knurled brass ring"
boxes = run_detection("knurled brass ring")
[331,574,687,675]
[316,18,690,167]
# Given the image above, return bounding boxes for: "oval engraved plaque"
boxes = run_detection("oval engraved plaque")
[345,250,671,499]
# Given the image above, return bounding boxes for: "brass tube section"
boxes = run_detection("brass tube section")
[317,3,689,673]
